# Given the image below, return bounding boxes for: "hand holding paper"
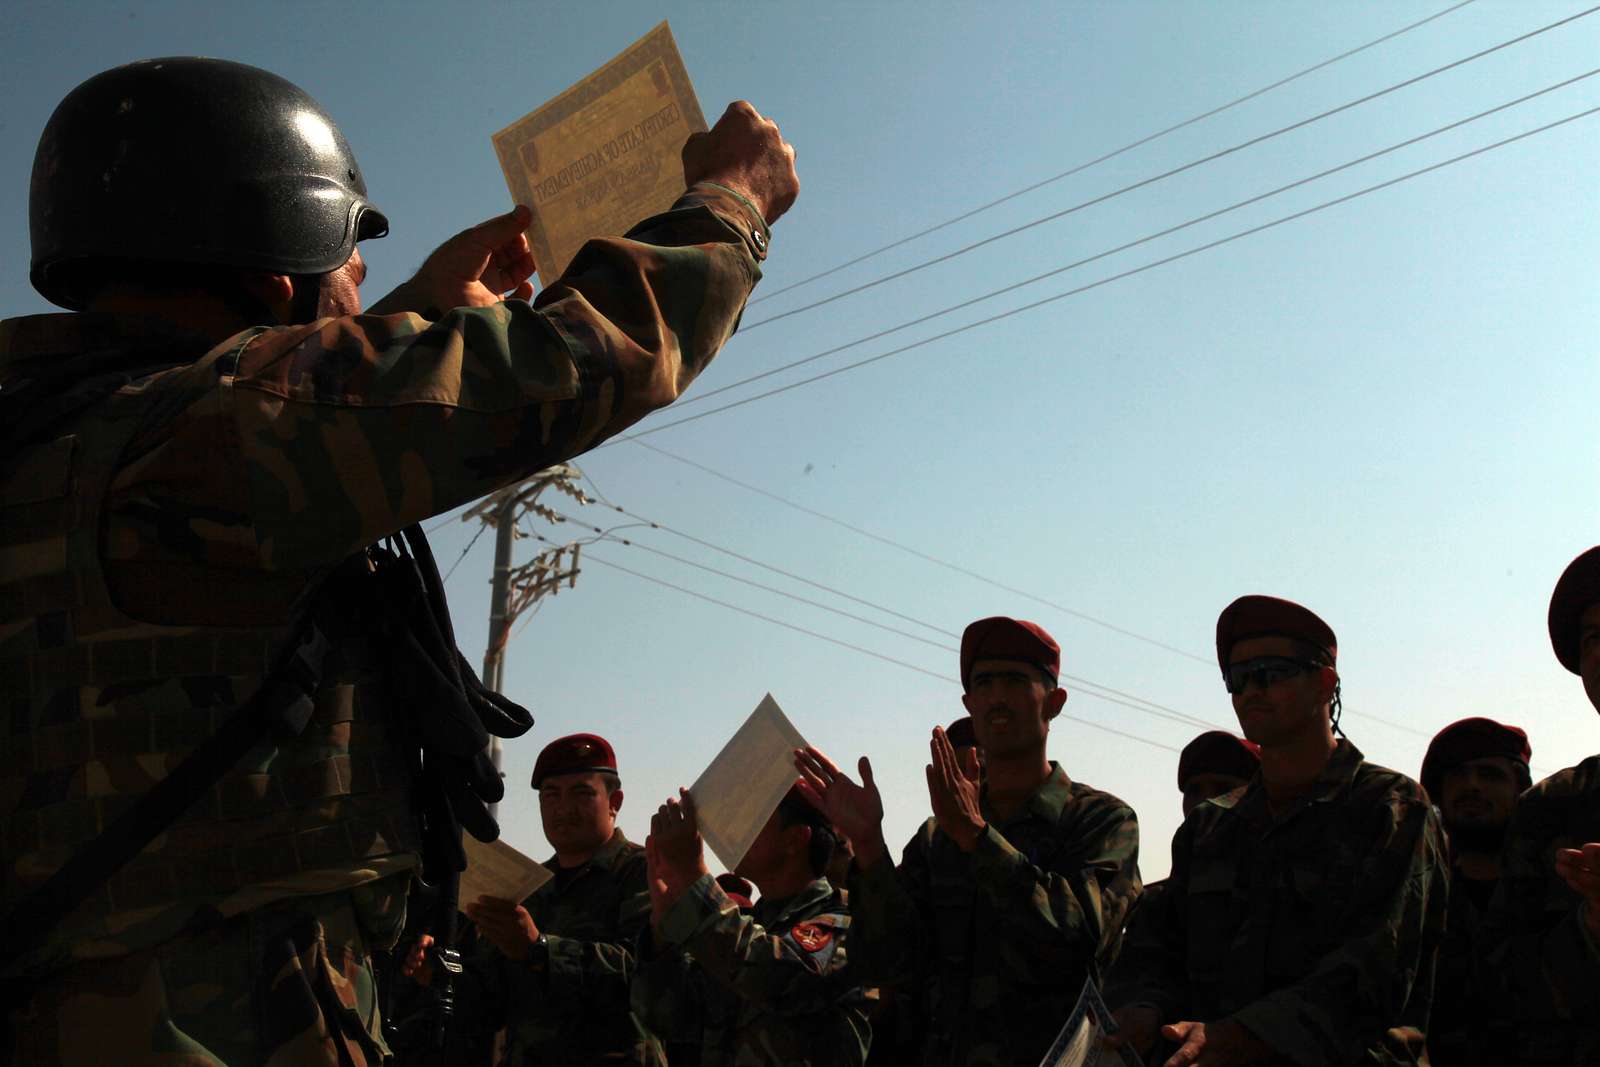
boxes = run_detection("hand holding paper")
[682,100,798,225]
[465,896,543,963]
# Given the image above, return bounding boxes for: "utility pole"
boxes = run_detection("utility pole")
[464,465,588,816]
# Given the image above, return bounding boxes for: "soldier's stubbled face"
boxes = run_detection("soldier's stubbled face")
[1227,636,1337,749]
[961,658,1066,761]
[539,770,622,859]
[1439,756,1520,853]
[1580,601,1600,714]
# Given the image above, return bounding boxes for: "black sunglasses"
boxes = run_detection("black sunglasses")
[1224,656,1322,694]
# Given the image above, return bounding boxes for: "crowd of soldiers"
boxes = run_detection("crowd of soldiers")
[369,567,1600,1067]
[2,57,1597,1067]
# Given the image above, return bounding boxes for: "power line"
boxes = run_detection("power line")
[602,449,1478,745]
[554,506,1223,732]
[741,5,1598,332]
[670,67,1600,413]
[609,104,1600,444]
[582,550,1182,754]
[748,0,1478,307]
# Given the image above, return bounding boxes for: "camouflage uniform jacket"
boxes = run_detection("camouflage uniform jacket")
[477,828,663,1066]
[0,182,767,1065]
[849,762,1141,1067]
[1479,755,1600,1066]
[632,874,871,1066]
[1426,866,1493,1067]
[1110,740,1449,1067]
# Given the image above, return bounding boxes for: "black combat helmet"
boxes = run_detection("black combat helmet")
[29,57,388,309]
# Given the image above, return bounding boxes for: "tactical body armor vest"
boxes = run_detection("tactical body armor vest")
[0,323,419,975]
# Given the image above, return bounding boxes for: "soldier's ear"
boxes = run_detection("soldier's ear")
[1043,686,1068,722]
[240,272,294,322]
[788,823,813,859]
[609,788,624,816]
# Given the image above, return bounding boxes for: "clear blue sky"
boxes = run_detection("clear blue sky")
[5,1,1597,879]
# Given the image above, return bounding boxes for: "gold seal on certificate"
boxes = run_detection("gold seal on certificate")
[493,21,707,287]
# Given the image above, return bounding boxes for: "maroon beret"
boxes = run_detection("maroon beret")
[1176,731,1261,791]
[960,617,1060,690]
[1420,717,1532,799]
[1548,546,1600,675]
[715,872,755,909]
[946,716,976,748]
[1215,595,1337,677]
[531,733,617,788]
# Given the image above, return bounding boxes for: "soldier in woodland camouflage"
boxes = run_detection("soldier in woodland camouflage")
[1418,717,1530,1067]
[402,735,664,1065]
[634,787,870,1066]
[1479,546,1600,1066]
[1,57,798,1066]
[1107,595,1448,1067]
[796,616,1142,1066]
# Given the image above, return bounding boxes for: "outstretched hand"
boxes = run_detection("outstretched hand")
[682,100,799,226]
[794,746,887,867]
[369,205,538,318]
[1158,1019,1270,1067]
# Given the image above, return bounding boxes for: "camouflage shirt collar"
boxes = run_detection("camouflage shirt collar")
[1229,738,1365,826]
[544,826,633,877]
[0,312,221,380]
[753,877,835,927]
[980,761,1073,827]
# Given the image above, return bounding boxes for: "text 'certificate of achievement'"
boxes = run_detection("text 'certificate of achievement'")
[459,834,553,908]
[493,21,707,287]
[1037,976,1142,1067]
[689,694,809,873]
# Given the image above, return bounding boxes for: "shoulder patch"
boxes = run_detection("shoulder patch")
[789,921,833,953]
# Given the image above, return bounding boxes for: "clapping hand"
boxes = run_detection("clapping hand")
[794,746,887,867]
[926,727,985,852]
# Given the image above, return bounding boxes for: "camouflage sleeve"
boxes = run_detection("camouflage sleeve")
[507,856,652,1017]
[968,795,1141,982]
[628,937,707,1043]
[1478,772,1600,1051]
[1107,836,1191,1021]
[108,183,765,575]
[657,874,861,1018]
[846,824,936,987]
[1228,797,1448,1067]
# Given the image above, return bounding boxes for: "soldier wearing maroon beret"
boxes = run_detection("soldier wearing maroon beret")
[404,733,664,1065]
[1110,595,1448,1067]
[1480,546,1600,1065]
[795,615,1142,1065]
[1419,717,1531,1067]
[1176,731,1260,817]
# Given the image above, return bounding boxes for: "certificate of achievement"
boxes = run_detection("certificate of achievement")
[689,694,810,873]
[459,833,553,907]
[1037,976,1141,1067]
[493,21,707,286]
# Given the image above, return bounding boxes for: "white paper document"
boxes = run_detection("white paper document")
[459,834,553,907]
[689,694,809,873]
[1038,976,1141,1067]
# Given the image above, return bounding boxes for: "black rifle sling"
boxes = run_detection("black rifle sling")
[0,619,334,964]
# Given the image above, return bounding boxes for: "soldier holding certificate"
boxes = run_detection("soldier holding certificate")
[403,734,663,1066]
